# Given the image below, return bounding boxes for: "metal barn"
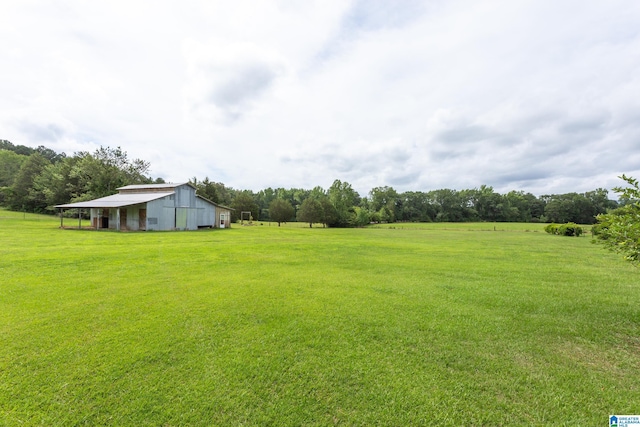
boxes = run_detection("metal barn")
[55,183,232,231]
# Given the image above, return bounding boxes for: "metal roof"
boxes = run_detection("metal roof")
[55,192,174,209]
[196,195,234,210]
[117,183,191,190]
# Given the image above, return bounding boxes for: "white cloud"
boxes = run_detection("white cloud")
[1,0,639,196]
[182,39,286,124]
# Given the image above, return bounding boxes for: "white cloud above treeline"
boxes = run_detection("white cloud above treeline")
[1,0,639,196]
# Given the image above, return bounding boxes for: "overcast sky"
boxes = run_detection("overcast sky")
[1,1,639,196]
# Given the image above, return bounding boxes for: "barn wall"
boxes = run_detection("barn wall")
[186,208,198,230]
[147,196,174,230]
[215,207,232,228]
[196,198,216,227]
[175,184,196,208]
[122,204,146,231]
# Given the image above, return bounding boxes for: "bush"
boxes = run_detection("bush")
[544,223,559,235]
[545,222,583,236]
[558,222,583,236]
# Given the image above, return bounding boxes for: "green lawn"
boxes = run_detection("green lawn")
[1,210,638,426]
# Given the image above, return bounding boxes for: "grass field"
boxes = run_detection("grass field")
[1,209,639,426]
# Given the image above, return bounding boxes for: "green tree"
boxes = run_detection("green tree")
[35,145,66,163]
[319,197,339,228]
[231,191,259,222]
[585,188,617,216]
[0,150,27,205]
[541,190,614,225]
[269,198,295,226]
[256,187,277,220]
[471,185,512,221]
[352,206,372,227]
[70,147,151,200]
[0,139,35,156]
[399,191,436,222]
[297,197,323,227]
[212,182,234,207]
[369,186,399,222]
[593,175,640,264]
[328,179,360,227]
[429,189,475,222]
[190,177,220,203]
[7,153,51,212]
[32,156,84,210]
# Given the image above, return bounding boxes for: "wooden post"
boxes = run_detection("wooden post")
[78,209,82,229]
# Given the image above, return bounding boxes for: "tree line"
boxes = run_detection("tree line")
[1,141,620,225]
[0,140,158,212]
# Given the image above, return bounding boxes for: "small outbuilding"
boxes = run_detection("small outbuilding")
[55,183,233,231]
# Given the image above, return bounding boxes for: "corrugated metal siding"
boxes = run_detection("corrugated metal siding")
[147,197,173,230]
[123,204,145,231]
[196,198,216,227]
[175,184,196,208]
[187,208,198,230]
[161,207,176,230]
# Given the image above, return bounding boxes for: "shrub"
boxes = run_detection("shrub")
[558,222,583,236]
[544,223,559,235]
[545,222,583,236]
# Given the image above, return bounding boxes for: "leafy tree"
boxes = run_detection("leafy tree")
[399,191,436,222]
[309,185,327,200]
[70,147,151,200]
[369,186,399,222]
[328,179,360,227]
[352,206,372,227]
[269,198,295,226]
[36,145,66,163]
[543,192,608,224]
[319,197,339,228]
[32,156,83,209]
[429,189,475,222]
[0,149,26,188]
[0,139,35,156]
[7,153,51,212]
[256,187,277,220]
[593,175,640,264]
[471,185,513,222]
[231,191,259,222]
[211,182,234,207]
[0,140,14,151]
[190,177,220,203]
[585,188,617,216]
[297,197,323,227]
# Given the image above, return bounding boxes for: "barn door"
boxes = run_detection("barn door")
[176,208,187,230]
[139,209,147,231]
[120,209,127,230]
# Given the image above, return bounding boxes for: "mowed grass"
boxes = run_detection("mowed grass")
[1,210,639,426]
